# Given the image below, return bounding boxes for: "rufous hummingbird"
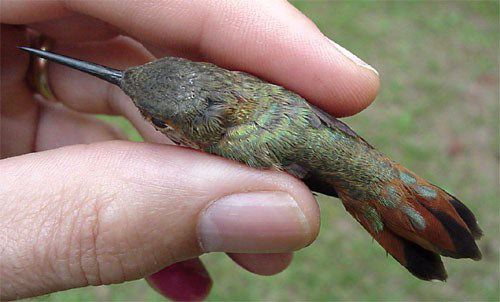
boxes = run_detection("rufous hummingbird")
[20,47,483,281]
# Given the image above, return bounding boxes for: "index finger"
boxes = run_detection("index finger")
[2,0,379,117]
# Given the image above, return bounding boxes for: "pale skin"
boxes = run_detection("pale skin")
[0,0,380,300]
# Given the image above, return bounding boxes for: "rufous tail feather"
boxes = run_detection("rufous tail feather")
[340,164,482,281]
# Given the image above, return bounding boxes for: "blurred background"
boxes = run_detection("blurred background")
[34,1,499,301]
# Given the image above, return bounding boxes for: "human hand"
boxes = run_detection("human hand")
[0,1,379,300]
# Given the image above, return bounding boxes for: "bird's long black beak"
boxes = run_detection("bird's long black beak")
[19,47,124,87]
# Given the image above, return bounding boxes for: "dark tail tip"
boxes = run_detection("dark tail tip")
[404,240,448,281]
[19,46,123,87]
[424,206,482,260]
[449,197,484,239]
[415,196,482,260]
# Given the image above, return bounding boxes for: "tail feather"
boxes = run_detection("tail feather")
[415,198,482,260]
[388,165,481,260]
[375,194,455,256]
[350,210,447,281]
[402,240,447,281]
[447,194,483,239]
[339,164,482,280]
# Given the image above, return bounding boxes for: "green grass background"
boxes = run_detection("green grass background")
[33,1,499,301]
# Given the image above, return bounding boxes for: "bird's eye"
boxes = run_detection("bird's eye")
[151,117,167,128]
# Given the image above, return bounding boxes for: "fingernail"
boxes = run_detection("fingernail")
[328,39,379,76]
[198,192,310,253]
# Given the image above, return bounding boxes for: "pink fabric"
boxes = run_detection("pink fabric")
[147,259,212,301]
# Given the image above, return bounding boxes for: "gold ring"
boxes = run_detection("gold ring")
[26,35,57,101]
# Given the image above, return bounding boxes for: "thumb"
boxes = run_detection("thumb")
[0,141,319,300]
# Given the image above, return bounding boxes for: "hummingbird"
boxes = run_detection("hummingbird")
[19,47,483,281]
